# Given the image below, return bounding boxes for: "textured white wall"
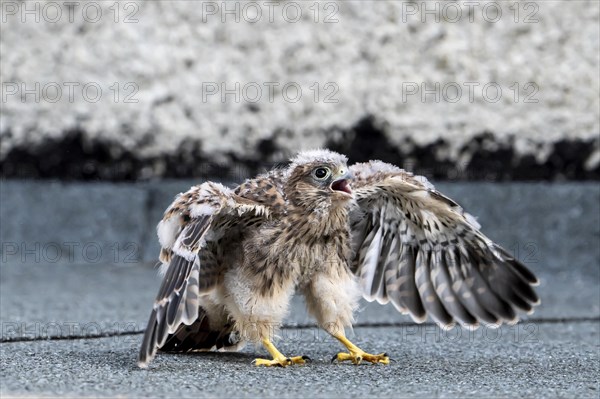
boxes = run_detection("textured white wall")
[1,0,599,171]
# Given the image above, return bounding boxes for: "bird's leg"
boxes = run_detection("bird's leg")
[331,332,389,365]
[253,337,310,367]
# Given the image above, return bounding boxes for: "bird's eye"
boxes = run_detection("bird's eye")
[313,167,330,180]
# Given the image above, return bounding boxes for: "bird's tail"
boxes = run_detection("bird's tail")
[138,307,243,368]
[158,307,243,353]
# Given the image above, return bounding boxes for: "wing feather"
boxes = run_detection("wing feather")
[394,243,427,322]
[430,249,478,326]
[349,160,539,328]
[415,249,454,327]
[442,248,499,324]
[454,247,517,322]
[138,181,271,368]
[356,214,385,300]
[372,228,395,303]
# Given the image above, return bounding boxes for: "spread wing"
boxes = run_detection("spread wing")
[138,181,272,367]
[349,161,539,328]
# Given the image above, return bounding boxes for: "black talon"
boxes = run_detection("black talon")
[331,354,339,363]
[382,353,389,357]
[302,355,311,362]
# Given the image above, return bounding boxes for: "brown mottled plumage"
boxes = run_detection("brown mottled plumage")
[138,150,539,367]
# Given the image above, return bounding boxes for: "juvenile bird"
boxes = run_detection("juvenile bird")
[138,149,539,367]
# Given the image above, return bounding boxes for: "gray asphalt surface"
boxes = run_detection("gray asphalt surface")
[1,323,598,398]
[1,182,599,398]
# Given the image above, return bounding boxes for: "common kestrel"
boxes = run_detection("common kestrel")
[138,149,539,367]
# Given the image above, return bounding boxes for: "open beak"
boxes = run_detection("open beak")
[330,169,353,195]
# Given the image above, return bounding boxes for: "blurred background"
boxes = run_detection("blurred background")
[1,0,598,181]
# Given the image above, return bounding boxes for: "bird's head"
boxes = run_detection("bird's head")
[284,149,353,209]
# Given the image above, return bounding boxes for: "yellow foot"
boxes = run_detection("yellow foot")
[331,333,390,365]
[331,351,389,365]
[253,355,310,367]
